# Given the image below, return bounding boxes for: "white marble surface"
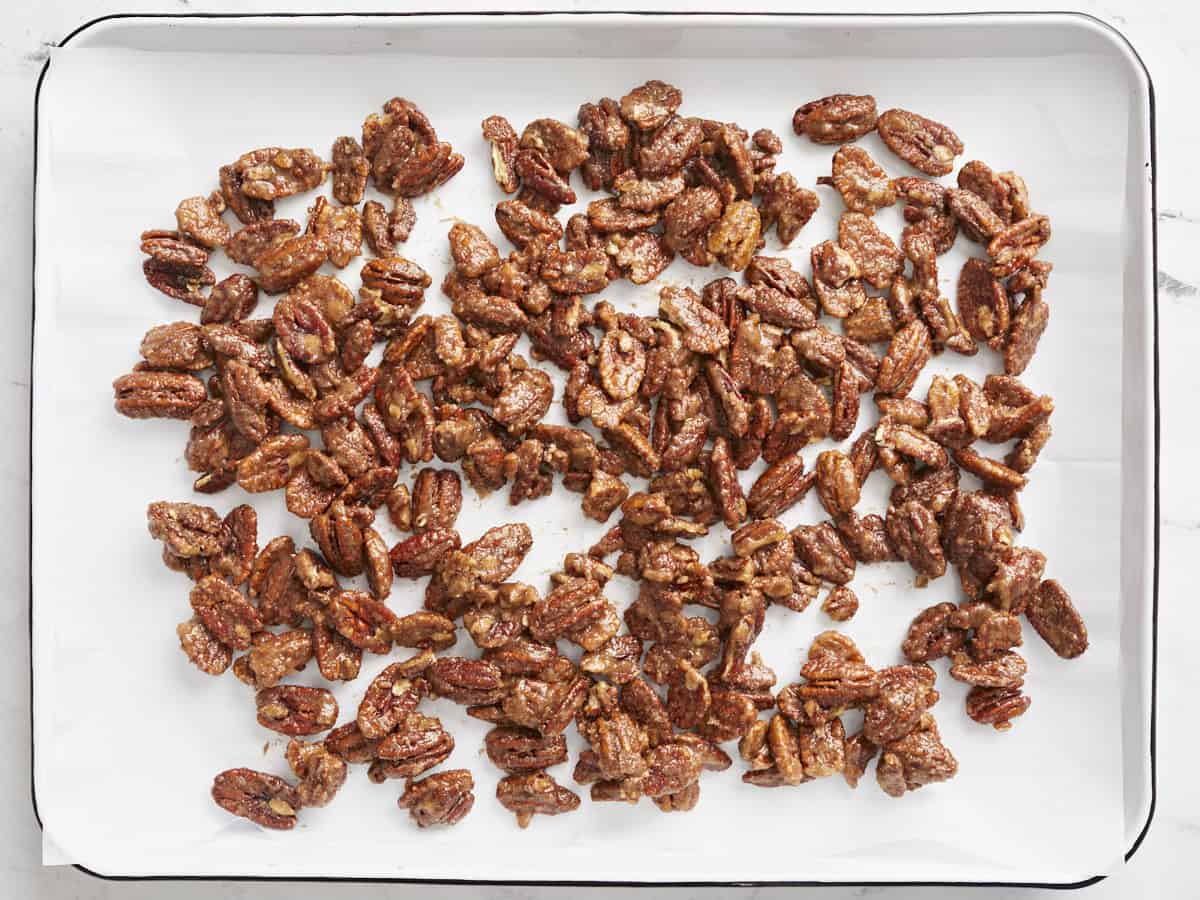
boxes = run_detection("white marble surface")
[4,0,1193,896]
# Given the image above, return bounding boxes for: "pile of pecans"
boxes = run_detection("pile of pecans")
[115,82,1088,834]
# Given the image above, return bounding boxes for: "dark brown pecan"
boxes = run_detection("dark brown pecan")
[580,635,644,684]
[818,145,896,216]
[748,450,814,520]
[326,590,395,654]
[428,657,506,706]
[792,523,855,585]
[886,500,947,582]
[219,161,274,223]
[256,685,338,736]
[486,726,569,773]
[877,109,963,176]
[114,371,206,420]
[399,769,475,828]
[375,713,454,776]
[662,186,722,264]
[863,665,939,745]
[389,528,461,579]
[529,579,619,651]
[793,94,877,144]
[496,771,581,828]
[902,602,967,662]
[141,234,216,304]
[176,618,232,675]
[211,768,300,830]
[965,685,1032,731]
[1026,579,1088,658]
[696,690,758,743]
[876,717,958,797]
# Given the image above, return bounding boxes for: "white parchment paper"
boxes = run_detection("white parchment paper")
[33,35,1131,883]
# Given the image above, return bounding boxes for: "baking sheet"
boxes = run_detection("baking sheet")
[33,20,1139,883]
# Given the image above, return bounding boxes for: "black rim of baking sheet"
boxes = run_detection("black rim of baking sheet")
[27,9,1160,891]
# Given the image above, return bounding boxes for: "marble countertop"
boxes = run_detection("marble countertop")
[6,1,1193,897]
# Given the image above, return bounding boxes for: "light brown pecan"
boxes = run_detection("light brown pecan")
[497,771,581,828]
[398,769,475,827]
[818,146,896,216]
[1026,579,1088,658]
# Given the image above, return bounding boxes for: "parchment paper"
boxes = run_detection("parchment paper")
[33,40,1130,882]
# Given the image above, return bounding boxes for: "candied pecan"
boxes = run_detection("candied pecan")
[876,320,932,397]
[140,231,215,304]
[494,199,564,250]
[843,297,896,343]
[947,187,1005,244]
[305,196,361,269]
[448,222,501,278]
[1026,579,1088,658]
[902,603,967,663]
[497,771,580,829]
[833,512,895,564]
[758,172,820,245]
[950,649,1027,689]
[311,616,361,682]
[822,585,859,622]
[705,200,761,271]
[876,717,958,797]
[696,690,758,743]
[886,500,947,582]
[706,437,747,528]
[390,611,457,651]
[233,147,327,200]
[1006,420,1052,474]
[638,115,703,178]
[486,726,569,774]
[989,214,1051,278]
[202,273,260,325]
[1004,290,1050,376]
[361,256,431,308]
[815,450,860,517]
[660,188,720,266]
[235,629,313,689]
[838,212,903,288]
[863,665,938,745]
[793,94,877,144]
[428,657,506,706]
[792,522,855,585]
[399,769,476,828]
[388,528,460,579]
[175,193,231,250]
[114,370,206,420]
[958,160,1030,223]
[176,618,232,675]
[818,145,896,216]
[620,79,682,130]
[529,579,619,651]
[286,739,347,808]
[375,713,454,776]
[843,732,878,789]
[952,447,1028,492]
[212,768,300,830]
[877,109,963,176]
[518,118,590,174]
[965,685,1031,731]
[190,575,262,651]
[256,685,338,736]
[480,114,521,193]
[225,219,300,265]
[748,450,815,520]
[580,635,644,684]
[323,722,379,764]
[493,369,554,435]
[255,234,328,295]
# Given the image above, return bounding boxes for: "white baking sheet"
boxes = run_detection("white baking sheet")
[33,21,1138,883]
